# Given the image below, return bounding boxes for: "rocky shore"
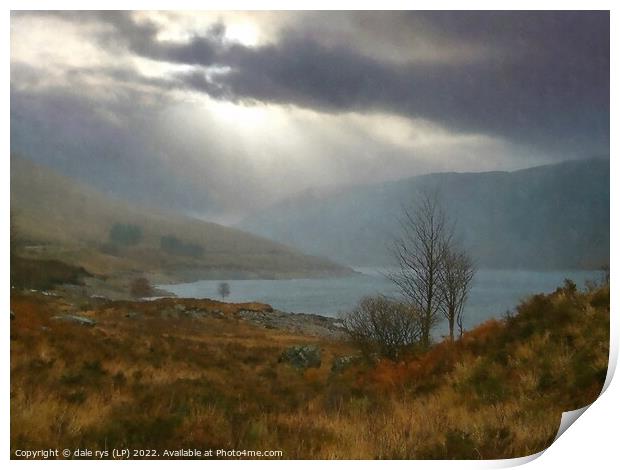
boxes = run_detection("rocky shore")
[237,309,346,339]
[16,286,347,340]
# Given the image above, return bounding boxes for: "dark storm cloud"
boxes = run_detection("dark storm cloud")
[9,10,610,222]
[85,10,609,158]
[39,10,226,66]
[105,14,226,66]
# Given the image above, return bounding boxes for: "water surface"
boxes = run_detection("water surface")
[159,268,601,336]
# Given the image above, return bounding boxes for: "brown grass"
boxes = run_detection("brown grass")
[10,283,609,459]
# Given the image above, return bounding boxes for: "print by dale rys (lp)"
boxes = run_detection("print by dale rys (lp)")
[10,10,609,460]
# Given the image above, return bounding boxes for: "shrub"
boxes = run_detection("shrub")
[562,278,577,295]
[278,345,321,369]
[342,295,422,360]
[470,368,506,404]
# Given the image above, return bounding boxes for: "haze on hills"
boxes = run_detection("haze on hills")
[9,12,610,278]
[10,156,351,282]
[239,159,610,270]
[11,12,609,224]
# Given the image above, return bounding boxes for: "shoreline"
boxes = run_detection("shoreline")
[13,286,347,340]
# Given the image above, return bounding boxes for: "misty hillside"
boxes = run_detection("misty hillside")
[10,157,351,281]
[239,159,609,270]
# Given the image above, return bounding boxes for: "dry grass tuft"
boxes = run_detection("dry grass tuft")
[11,283,608,459]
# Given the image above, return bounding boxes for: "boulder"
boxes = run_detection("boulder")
[279,345,322,369]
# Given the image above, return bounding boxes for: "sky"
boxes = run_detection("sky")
[10,11,610,222]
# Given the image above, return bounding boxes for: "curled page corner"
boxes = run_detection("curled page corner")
[494,450,545,468]
[496,364,614,468]
[550,362,614,446]
[493,405,593,468]
[551,338,618,442]
[553,405,591,443]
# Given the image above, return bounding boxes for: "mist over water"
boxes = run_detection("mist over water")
[159,268,601,337]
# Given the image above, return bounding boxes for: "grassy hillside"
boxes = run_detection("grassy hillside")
[11,156,352,282]
[240,158,609,269]
[10,281,608,459]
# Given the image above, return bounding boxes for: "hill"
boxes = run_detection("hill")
[239,158,609,270]
[10,279,608,458]
[10,156,352,283]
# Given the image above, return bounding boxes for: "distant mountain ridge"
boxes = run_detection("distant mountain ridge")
[10,156,352,281]
[239,159,610,270]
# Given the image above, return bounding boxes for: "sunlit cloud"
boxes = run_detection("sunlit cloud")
[9,11,609,221]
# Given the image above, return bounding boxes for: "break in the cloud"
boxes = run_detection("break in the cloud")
[10,11,609,222]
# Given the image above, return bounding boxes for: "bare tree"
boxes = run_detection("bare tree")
[388,190,451,349]
[439,247,475,341]
[342,295,422,360]
[217,282,231,300]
